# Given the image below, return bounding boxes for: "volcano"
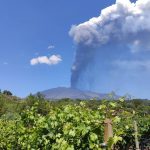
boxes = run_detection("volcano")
[39,87,118,100]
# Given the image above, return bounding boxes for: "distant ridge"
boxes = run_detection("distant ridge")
[39,87,119,100]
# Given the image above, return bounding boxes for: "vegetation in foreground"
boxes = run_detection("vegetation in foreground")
[0,91,150,150]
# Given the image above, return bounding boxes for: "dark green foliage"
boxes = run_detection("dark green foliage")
[3,90,13,96]
[0,94,149,149]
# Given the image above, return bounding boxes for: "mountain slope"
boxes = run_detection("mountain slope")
[39,87,115,100]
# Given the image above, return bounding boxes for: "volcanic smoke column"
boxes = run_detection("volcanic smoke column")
[69,0,150,91]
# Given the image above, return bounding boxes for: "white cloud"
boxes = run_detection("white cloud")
[30,55,62,66]
[69,0,150,52]
[3,62,8,65]
[113,60,150,71]
[71,65,76,71]
[48,45,55,49]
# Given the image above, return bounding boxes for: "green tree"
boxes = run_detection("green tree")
[3,90,13,96]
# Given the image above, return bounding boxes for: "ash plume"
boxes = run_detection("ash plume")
[69,0,150,94]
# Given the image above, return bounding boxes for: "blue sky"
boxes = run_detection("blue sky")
[0,0,116,97]
[1,0,150,99]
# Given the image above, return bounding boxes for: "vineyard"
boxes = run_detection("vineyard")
[0,94,150,150]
